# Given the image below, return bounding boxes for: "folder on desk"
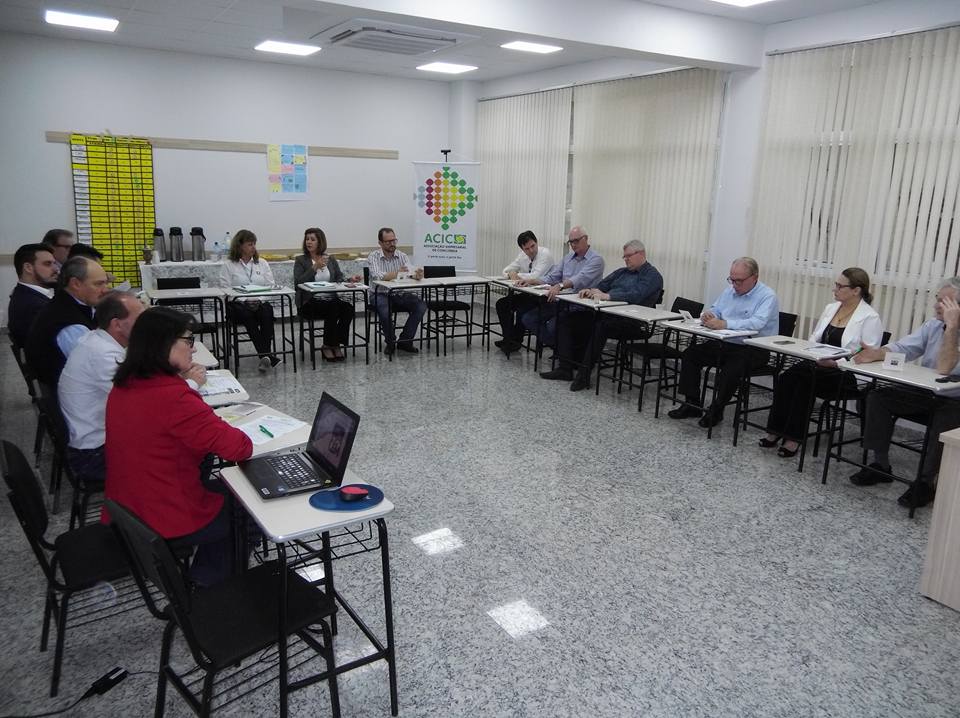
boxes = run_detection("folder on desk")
[233,284,274,293]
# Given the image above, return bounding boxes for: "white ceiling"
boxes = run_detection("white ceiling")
[0,0,884,82]
[643,0,884,24]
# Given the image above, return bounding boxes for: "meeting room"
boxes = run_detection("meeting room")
[2,0,960,716]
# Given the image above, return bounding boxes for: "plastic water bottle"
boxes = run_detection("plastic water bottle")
[214,232,230,261]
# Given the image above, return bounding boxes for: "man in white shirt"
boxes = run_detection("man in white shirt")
[495,230,554,355]
[58,290,145,485]
[367,227,427,355]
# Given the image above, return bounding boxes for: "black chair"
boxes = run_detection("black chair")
[106,499,341,717]
[613,296,705,411]
[423,265,473,356]
[1,440,131,696]
[9,341,46,467]
[155,277,223,363]
[35,383,103,529]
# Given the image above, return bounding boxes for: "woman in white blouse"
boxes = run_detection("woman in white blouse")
[219,229,279,371]
[761,267,883,457]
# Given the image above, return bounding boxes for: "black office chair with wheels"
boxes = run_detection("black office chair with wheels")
[107,499,341,717]
[2,440,132,697]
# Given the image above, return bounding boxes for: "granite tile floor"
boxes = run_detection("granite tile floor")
[1,336,959,717]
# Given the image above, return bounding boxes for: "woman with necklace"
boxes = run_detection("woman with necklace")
[219,229,280,372]
[761,267,883,457]
[293,227,360,362]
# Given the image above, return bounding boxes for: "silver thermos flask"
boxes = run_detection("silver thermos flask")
[152,228,167,262]
[190,226,206,262]
[169,226,184,262]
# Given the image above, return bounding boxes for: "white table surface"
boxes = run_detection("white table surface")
[223,286,296,299]
[661,319,758,341]
[558,294,627,310]
[193,340,219,368]
[215,403,393,543]
[837,359,960,396]
[297,282,369,294]
[372,276,489,291]
[599,305,682,323]
[144,286,226,301]
[745,335,851,361]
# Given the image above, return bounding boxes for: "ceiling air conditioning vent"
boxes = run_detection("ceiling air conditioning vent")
[329,27,457,55]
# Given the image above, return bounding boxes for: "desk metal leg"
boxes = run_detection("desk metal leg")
[377,518,399,716]
[277,541,290,718]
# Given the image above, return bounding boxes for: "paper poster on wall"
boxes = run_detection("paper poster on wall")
[267,143,308,201]
[412,162,480,271]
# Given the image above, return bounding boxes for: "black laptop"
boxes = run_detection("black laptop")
[239,392,360,499]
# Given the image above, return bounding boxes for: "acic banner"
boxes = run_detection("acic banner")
[412,162,480,271]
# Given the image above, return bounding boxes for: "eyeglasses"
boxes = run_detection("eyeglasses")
[834,283,852,290]
[177,335,196,347]
[727,275,754,285]
[622,251,638,260]
[567,235,586,245]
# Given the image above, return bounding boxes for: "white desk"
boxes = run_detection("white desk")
[661,319,758,341]
[193,340,218,369]
[297,282,371,367]
[223,287,298,376]
[557,294,627,310]
[745,334,851,361]
[921,426,960,613]
[199,369,248,407]
[599,305,682,323]
[217,404,398,715]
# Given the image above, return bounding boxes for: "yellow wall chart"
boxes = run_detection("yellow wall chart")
[71,134,156,284]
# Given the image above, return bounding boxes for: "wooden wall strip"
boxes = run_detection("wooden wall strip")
[45,131,399,160]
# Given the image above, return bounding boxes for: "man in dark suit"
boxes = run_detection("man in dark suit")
[25,256,109,388]
[7,243,58,347]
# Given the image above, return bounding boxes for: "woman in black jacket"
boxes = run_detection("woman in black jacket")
[293,227,359,361]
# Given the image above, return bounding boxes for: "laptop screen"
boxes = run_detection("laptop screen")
[304,393,360,482]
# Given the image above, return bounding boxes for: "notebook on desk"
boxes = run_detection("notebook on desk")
[238,392,360,499]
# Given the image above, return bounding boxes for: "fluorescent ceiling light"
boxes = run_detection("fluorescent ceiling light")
[705,0,781,6]
[501,41,563,54]
[416,62,477,74]
[255,40,321,56]
[45,9,118,32]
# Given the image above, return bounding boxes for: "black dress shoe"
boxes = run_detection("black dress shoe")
[569,376,590,392]
[849,463,893,486]
[697,407,724,428]
[668,404,702,420]
[898,481,936,509]
[494,339,505,348]
[384,343,395,357]
[498,340,522,356]
[540,368,573,381]
[397,342,419,354]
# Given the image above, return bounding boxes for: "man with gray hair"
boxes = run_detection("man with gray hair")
[669,256,779,429]
[542,240,663,390]
[58,291,145,486]
[848,277,960,510]
[25,256,110,387]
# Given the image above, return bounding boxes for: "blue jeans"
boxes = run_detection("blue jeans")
[374,291,427,346]
[521,301,559,348]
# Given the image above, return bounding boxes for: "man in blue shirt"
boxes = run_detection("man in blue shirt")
[669,257,779,429]
[848,278,960,510]
[541,240,663,390]
[519,226,604,348]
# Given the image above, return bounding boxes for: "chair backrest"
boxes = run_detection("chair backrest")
[670,296,704,316]
[423,265,456,279]
[778,311,799,338]
[1,440,56,582]
[653,289,665,307]
[156,276,201,290]
[35,383,76,490]
[9,342,39,399]
[105,500,200,640]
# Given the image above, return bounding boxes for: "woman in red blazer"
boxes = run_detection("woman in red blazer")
[104,307,253,586]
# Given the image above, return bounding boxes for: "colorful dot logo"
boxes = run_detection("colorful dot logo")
[417,167,478,231]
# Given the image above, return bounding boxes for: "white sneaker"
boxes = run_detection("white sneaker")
[258,356,271,372]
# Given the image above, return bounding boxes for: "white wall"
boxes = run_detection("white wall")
[0,31,450,324]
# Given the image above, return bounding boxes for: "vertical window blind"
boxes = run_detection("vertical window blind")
[749,26,960,339]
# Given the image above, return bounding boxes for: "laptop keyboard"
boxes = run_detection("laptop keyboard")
[267,455,321,490]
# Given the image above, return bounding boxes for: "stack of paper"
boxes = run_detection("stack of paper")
[237,415,308,445]
[198,371,245,397]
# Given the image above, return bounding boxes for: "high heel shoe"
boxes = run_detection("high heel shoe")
[777,444,799,458]
[759,437,779,448]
